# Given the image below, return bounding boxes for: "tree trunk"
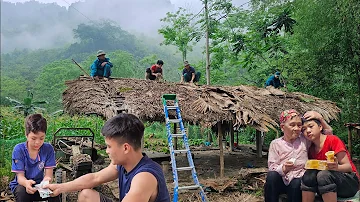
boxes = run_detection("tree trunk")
[204,0,211,85]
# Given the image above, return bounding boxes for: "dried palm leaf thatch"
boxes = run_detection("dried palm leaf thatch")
[63,77,341,132]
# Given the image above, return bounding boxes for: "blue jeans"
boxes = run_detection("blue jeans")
[103,65,111,78]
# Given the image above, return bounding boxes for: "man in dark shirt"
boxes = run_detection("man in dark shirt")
[181,61,201,83]
[265,71,285,88]
[145,60,164,81]
[45,114,170,202]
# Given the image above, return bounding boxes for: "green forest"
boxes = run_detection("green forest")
[1,0,360,197]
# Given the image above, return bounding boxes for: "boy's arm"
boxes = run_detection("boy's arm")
[16,173,37,194]
[122,172,158,202]
[328,151,352,172]
[190,73,195,82]
[43,168,54,182]
[45,163,118,196]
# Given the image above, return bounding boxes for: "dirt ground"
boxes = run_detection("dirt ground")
[97,144,268,202]
[0,144,269,202]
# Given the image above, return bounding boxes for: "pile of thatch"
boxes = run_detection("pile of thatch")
[63,77,341,132]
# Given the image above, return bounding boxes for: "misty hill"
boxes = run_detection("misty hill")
[0,0,175,53]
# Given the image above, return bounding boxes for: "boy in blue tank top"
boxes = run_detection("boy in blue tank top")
[9,114,60,202]
[45,113,170,202]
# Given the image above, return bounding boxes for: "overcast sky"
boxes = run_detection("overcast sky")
[4,0,249,11]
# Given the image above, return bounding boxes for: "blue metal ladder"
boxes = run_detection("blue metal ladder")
[162,94,208,202]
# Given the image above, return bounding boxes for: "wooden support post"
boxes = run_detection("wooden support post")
[230,122,234,151]
[174,123,178,150]
[236,130,239,145]
[62,170,67,202]
[256,130,262,158]
[218,122,224,178]
[348,127,353,157]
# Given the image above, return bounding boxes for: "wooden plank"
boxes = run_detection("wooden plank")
[256,130,262,158]
[62,171,67,202]
[218,122,224,178]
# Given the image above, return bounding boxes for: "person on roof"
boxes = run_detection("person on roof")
[145,60,164,81]
[90,50,113,80]
[181,61,201,83]
[265,71,285,88]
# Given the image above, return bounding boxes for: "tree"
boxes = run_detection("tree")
[6,90,47,116]
[159,7,202,61]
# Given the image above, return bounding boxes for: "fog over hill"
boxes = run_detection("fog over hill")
[1,0,249,53]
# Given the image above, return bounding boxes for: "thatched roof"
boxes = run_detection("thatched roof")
[63,77,341,132]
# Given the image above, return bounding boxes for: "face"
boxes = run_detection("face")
[156,64,163,68]
[281,115,302,141]
[105,137,130,165]
[185,65,190,69]
[275,75,279,78]
[26,132,45,151]
[98,54,106,60]
[302,120,322,141]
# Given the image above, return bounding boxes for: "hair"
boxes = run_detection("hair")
[302,118,321,126]
[25,114,47,136]
[101,113,144,150]
[156,60,164,65]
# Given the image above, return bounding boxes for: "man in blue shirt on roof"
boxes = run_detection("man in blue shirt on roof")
[90,50,113,81]
[9,114,60,202]
[181,61,201,83]
[265,71,285,89]
[45,113,170,202]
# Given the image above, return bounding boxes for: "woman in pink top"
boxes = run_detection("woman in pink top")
[265,109,307,202]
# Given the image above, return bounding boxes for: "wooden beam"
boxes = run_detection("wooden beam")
[218,122,224,178]
[256,130,262,158]
[230,122,234,151]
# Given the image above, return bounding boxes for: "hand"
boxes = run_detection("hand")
[43,183,61,197]
[24,180,37,194]
[282,161,295,174]
[42,176,52,183]
[303,111,323,121]
[190,80,193,83]
[101,62,108,67]
[327,156,338,171]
